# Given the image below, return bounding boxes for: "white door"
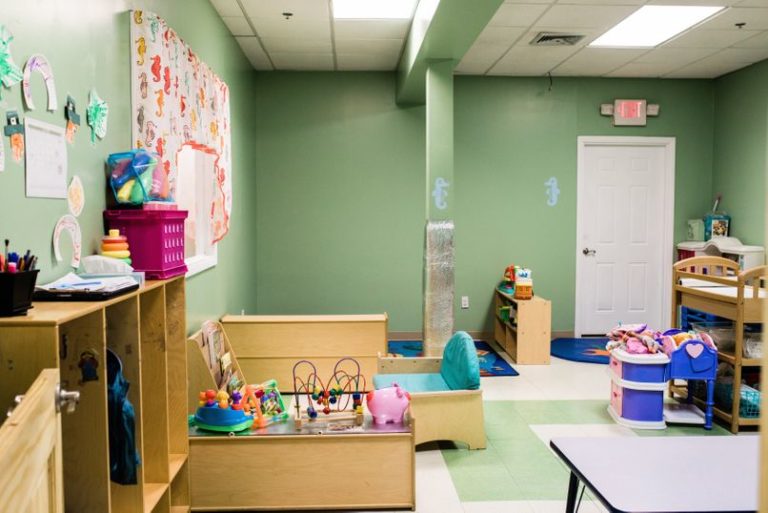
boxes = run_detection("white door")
[575,137,675,336]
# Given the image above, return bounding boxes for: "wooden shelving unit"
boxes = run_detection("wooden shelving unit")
[0,277,190,513]
[671,257,765,433]
[493,289,551,364]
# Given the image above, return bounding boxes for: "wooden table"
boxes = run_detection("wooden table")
[550,436,758,513]
[189,416,415,511]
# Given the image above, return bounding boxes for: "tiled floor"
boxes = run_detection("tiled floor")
[393,341,729,513]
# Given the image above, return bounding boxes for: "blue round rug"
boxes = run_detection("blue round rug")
[551,338,610,364]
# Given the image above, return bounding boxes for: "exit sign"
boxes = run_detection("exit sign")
[614,99,647,126]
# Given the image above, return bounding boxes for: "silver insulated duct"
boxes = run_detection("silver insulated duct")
[423,219,455,356]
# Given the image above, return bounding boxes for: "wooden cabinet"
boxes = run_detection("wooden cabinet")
[493,289,551,364]
[0,278,189,513]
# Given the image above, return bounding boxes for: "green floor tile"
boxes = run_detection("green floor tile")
[510,400,613,425]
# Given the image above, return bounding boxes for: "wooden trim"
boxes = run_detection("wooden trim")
[377,354,442,374]
[221,313,387,324]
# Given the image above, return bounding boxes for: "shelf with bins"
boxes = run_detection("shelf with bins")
[0,277,190,513]
[493,288,551,364]
[671,258,764,433]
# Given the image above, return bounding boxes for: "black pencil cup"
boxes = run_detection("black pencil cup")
[0,270,39,317]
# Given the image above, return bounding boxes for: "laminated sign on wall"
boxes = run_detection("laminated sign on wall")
[130,10,233,242]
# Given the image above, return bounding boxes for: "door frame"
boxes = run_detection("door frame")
[574,136,676,337]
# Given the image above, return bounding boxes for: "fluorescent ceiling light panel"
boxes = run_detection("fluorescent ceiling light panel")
[590,5,725,48]
[332,0,418,19]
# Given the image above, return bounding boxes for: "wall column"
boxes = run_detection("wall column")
[423,60,455,356]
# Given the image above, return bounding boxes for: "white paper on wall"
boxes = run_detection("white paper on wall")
[25,117,67,198]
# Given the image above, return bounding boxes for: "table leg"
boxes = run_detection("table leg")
[565,471,579,513]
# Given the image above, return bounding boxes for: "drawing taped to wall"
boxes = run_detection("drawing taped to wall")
[0,25,22,95]
[53,214,82,268]
[545,176,560,206]
[130,10,232,243]
[22,54,57,111]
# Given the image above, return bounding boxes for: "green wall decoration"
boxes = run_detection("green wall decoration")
[0,1,259,332]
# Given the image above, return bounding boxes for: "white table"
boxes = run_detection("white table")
[550,436,759,513]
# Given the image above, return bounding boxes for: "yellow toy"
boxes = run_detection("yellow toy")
[99,229,132,265]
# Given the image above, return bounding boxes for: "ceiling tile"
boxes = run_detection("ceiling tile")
[334,38,403,54]
[221,17,254,36]
[489,45,580,75]
[251,18,331,39]
[665,51,754,78]
[336,52,400,71]
[557,0,643,4]
[734,30,768,48]
[476,26,527,44]
[535,5,637,29]
[241,0,330,20]
[261,37,332,53]
[210,0,244,17]
[700,7,768,30]
[270,52,335,70]
[552,47,646,75]
[455,42,513,74]
[334,19,411,39]
[235,37,273,70]
[489,4,550,27]
[648,0,742,6]
[607,61,679,77]
[504,0,554,4]
[664,28,760,48]
[635,47,720,65]
[737,0,768,5]
[715,46,768,63]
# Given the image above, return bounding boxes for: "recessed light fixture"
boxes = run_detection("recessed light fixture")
[332,0,418,19]
[589,5,725,48]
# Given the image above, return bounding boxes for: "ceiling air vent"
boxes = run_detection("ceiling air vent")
[530,32,585,46]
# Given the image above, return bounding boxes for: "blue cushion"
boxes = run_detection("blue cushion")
[440,331,481,390]
[372,373,451,393]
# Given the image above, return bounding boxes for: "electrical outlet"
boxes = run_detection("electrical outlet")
[461,296,469,309]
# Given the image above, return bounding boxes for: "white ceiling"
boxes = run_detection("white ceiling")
[211,0,412,71]
[212,0,768,78]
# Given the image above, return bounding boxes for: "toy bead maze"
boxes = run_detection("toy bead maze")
[293,357,367,428]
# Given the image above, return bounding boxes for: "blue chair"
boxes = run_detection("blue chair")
[375,332,485,449]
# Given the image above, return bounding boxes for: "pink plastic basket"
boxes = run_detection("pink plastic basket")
[104,210,188,279]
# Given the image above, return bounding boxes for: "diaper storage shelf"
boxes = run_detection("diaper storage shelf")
[0,278,190,513]
[493,289,551,364]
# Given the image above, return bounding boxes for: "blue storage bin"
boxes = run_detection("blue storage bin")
[622,387,664,422]
[609,349,669,383]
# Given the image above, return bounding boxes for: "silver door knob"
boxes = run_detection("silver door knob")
[582,248,596,256]
[56,384,80,414]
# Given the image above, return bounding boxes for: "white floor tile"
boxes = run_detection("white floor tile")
[462,500,535,512]
[415,449,463,513]
[528,499,604,513]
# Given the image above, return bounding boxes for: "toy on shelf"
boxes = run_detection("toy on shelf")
[513,267,533,300]
[194,388,254,433]
[366,383,410,425]
[107,149,169,205]
[240,379,289,428]
[193,379,289,433]
[499,264,516,294]
[98,229,131,265]
[497,264,535,300]
[292,357,367,428]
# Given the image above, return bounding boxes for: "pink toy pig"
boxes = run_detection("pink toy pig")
[366,383,411,425]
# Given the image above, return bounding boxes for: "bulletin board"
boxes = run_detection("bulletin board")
[129,10,232,242]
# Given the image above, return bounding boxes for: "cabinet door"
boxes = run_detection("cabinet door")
[0,369,64,512]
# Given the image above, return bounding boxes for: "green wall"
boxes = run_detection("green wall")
[712,59,768,246]
[253,72,716,333]
[253,72,426,329]
[0,0,259,331]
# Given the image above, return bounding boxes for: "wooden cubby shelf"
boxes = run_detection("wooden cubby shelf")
[493,289,551,364]
[0,277,190,513]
